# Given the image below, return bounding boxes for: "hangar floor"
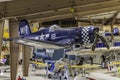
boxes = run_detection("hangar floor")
[0,65,73,80]
[0,65,119,80]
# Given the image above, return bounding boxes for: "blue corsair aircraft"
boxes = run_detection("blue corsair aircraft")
[6,19,110,53]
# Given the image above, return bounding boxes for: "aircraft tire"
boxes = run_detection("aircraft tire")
[4,70,6,72]
[48,74,52,79]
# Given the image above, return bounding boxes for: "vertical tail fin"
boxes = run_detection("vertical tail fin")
[18,19,31,37]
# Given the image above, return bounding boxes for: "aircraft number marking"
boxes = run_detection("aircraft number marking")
[51,34,56,40]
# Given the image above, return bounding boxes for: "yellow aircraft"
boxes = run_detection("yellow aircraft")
[30,61,47,67]
[30,61,101,70]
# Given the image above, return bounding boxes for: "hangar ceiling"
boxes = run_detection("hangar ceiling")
[0,0,120,23]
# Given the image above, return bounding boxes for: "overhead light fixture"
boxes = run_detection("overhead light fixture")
[0,0,12,2]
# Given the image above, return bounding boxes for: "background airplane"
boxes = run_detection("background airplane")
[104,27,119,36]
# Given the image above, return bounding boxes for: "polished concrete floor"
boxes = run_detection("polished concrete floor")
[0,65,73,80]
[0,65,120,80]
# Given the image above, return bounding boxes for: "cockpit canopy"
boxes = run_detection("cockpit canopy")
[49,24,62,32]
[39,27,45,31]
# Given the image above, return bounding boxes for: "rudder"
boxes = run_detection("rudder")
[18,19,31,37]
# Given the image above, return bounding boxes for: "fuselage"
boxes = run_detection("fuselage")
[25,26,96,45]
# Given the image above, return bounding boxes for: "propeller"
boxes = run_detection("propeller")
[91,28,110,51]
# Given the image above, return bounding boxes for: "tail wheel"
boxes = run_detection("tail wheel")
[48,74,52,79]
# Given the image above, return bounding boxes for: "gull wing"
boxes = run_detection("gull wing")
[7,38,65,49]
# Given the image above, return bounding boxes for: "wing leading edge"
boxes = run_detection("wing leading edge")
[7,38,65,49]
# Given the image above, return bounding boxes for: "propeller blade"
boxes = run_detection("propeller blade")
[91,27,109,51]
[97,34,110,49]
[91,34,99,51]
